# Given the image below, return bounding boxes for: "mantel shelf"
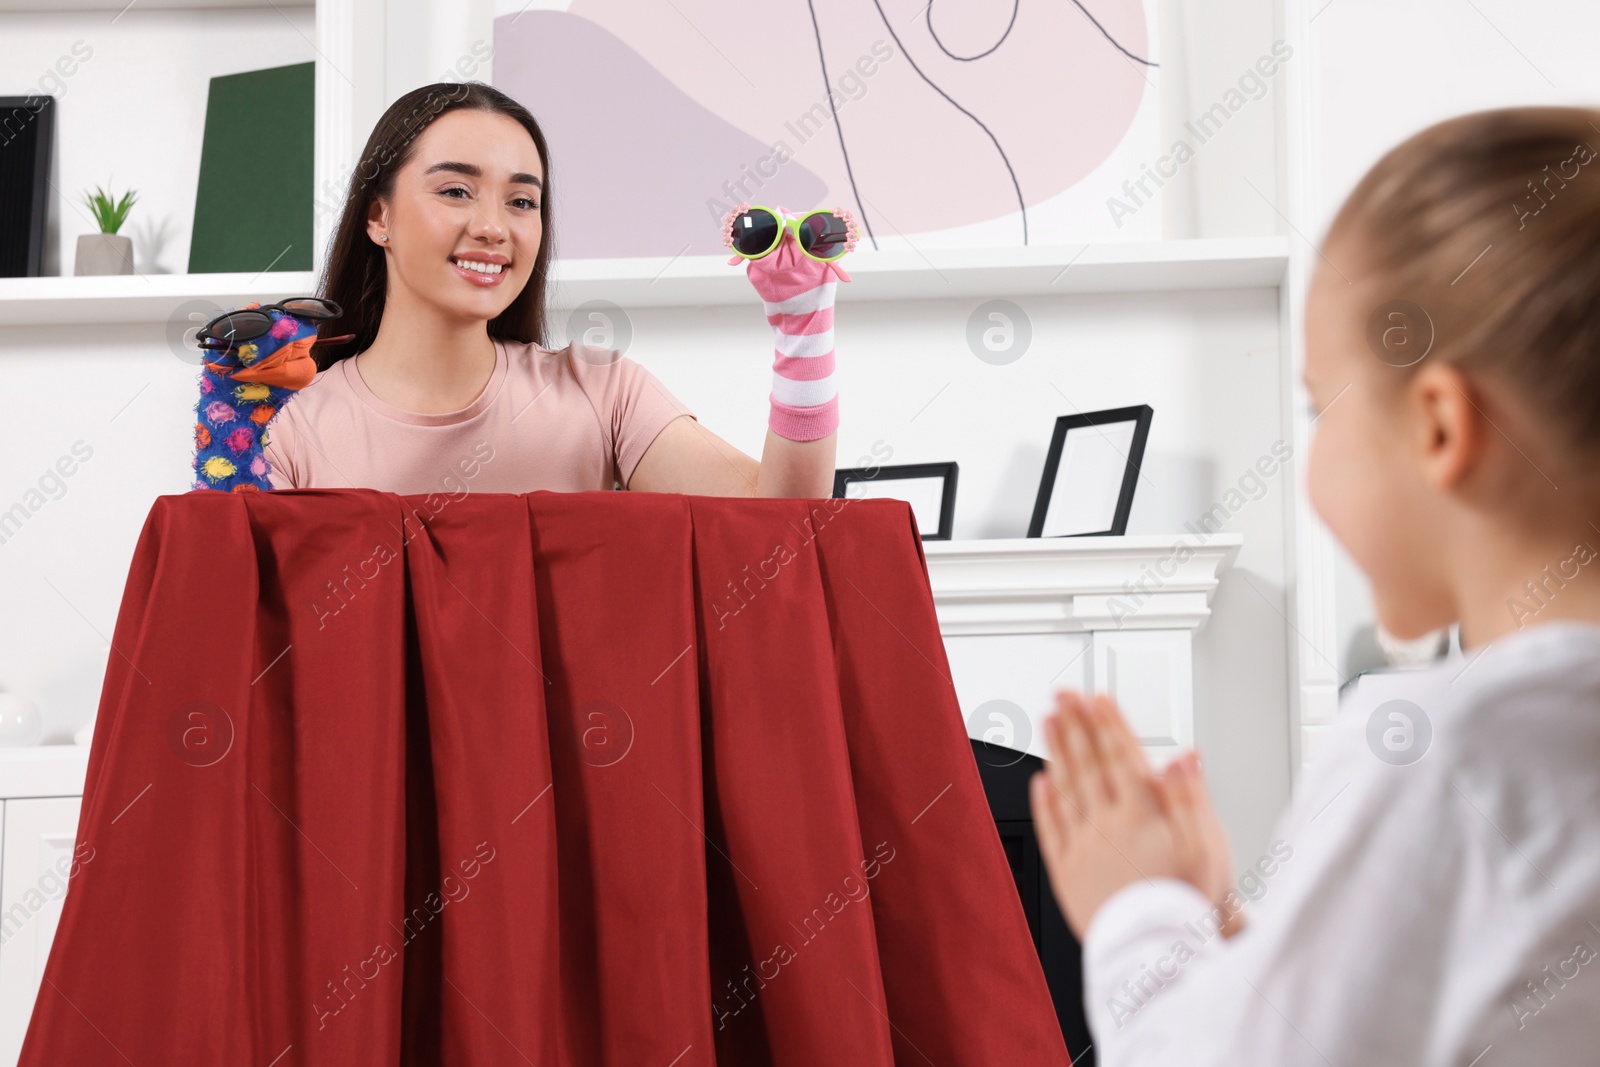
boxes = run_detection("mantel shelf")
[922,533,1243,635]
[0,237,1289,327]
[550,236,1288,308]
[0,271,322,329]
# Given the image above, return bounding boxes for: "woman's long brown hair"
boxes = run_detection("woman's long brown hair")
[311,81,555,372]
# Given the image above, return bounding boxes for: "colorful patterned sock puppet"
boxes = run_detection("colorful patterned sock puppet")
[191,301,324,492]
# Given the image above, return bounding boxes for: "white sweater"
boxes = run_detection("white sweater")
[1083,619,1600,1066]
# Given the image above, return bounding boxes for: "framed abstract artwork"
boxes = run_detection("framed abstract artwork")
[489,0,1163,259]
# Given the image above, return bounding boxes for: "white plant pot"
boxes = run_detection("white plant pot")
[74,232,134,276]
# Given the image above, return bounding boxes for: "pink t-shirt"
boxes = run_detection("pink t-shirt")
[261,338,696,494]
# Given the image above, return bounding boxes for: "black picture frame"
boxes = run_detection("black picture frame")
[1027,405,1153,538]
[833,461,958,540]
[0,95,56,278]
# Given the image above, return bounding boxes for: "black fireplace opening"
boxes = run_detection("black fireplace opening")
[970,738,1096,1066]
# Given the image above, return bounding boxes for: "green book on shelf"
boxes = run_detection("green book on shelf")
[189,62,314,275]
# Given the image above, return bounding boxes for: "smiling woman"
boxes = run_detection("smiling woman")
[261,81,838,498]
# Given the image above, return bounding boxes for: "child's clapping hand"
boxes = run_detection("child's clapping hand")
[1029,690,1242,941]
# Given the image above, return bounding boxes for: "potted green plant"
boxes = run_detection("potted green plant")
[75,184,138,276]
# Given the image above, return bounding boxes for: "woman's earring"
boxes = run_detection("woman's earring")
[379,234,388,243]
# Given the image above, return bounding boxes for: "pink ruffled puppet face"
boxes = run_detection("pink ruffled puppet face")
[720,203,858,284]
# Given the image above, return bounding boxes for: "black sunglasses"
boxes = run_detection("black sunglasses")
[197,297,354,351]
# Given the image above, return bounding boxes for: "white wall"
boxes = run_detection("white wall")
[0,325,187,746]
[1163,0,1283,239]
[1307,0,1600,676]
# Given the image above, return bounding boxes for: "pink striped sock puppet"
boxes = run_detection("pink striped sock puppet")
[721,203,859,441]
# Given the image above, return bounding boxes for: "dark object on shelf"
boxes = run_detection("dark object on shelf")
[0,95,55,278]
[1029,404,1154,538]
[970,737,1096,1065]
[190,62,314,274]
[832,461,958,540]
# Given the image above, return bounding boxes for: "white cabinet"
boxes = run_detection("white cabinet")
[925,534,1241,768]
[0,750,90,1067]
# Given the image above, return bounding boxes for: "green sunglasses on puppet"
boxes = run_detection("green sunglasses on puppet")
[721,204,860,263]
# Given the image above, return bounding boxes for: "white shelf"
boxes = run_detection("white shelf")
[0,271,320,328]
[548,236,1289,309]
[923,533,1243,635]
[0,745,89,800]
[0,237,1289,327]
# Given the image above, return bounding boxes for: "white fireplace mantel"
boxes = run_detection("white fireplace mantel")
[923,534,1243,635]
[922,534,1243,767]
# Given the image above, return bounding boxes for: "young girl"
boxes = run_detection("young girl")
[261,82,842,498]
[1031,105,1600,1063]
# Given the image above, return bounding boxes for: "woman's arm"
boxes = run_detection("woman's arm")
[626,415,836,498]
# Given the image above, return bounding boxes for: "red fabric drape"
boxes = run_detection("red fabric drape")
[19,489,1071,1065]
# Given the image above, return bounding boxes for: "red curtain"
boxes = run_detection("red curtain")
[20,489,1072,1065]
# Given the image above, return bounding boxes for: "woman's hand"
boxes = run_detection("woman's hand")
[1029,690,1187,941]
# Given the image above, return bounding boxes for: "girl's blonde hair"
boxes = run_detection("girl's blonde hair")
[1325,106,1600,453]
